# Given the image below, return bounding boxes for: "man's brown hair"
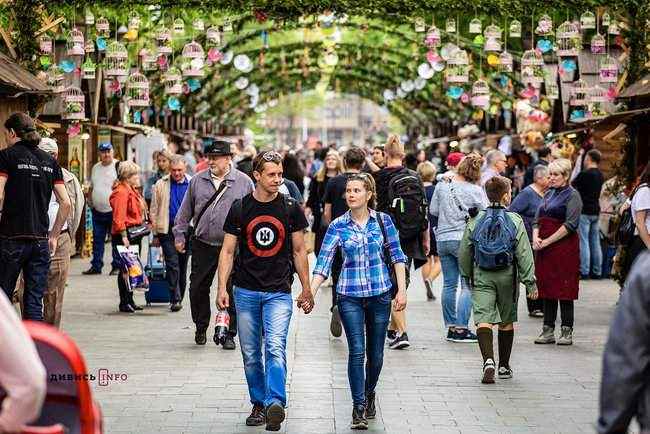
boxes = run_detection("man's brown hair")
[484,176,512,203]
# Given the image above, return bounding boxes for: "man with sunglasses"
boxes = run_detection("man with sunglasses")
[217,150,313,431]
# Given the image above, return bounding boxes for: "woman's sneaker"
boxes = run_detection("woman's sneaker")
[451,329,478,343]
[386,329,397,343]
[534,325,556,344]
[351,404,368,430]
[557,326,573,345]
[498,366,513,379]
[482,359,496,384]
[365,392,376,419]
[389,332,410,349]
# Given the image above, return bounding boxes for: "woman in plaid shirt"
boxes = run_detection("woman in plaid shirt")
[309,173,407,430]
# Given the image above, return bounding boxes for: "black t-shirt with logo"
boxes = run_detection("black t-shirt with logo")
[0,142,64,239]
[223,193,309,293]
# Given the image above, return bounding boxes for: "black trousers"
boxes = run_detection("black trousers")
[189,238,236,335]
[113,235,142,308]
[158,230,189,303]
[543,299,574,328]
[527,297,544,313]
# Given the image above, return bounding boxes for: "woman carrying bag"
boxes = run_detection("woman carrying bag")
[307,173,407,430]
[110,161,149,313]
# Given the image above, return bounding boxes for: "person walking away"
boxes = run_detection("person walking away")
[83,142,121,275]
[532,158,583,345]
[216,150,313,432]
[311,173,408,429]
[437,152,464,183]
[173,140,254,348]
[150,155,191,312]
[597,251,650,434]
[459,176,538,384]
[237,145,257,181]
[430,153,488,342]
[282,153,306,198]
[508,165,550,317]
[523,147,552,188]
[38,138,84,327]
[110,161,148,313]
[144,150,172,208]
[573,149,605,279]
[0,113,71,321]
[480,150,508,187]
[619,163,650,282]
[417,161,441,301]
[374,134,430,350]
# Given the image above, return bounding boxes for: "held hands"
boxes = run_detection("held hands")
[527,289,539,300]
[532,235,544,251]
[296,289,315,314]
[217,289,229,309]
[393,290,407,311]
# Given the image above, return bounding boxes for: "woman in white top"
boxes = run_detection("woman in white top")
[624,164,650,279]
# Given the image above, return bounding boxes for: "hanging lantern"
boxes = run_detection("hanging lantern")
[66,28,85,56]
[62,87,85,120]
[556,21,581,57]
[521,49,545,85]
[173,18,185,35]
[95,16,110,37]
[126,72,150,107]
[446,49,469,83]
[591,34,606,54]
[181,41,205,77]
[39,35,53,54]
[471,79,490,108]
[469,18,482,34]
[82,57,96,80]
[599,56,618,83]
[446,18,456,33]
[424,26,441,48]
[164,67,183,95]
[570,79,589,106]
[104,41,129,76]
[156,27,173,55]
[536,14,553,35]
[509,20,522,38]
[499,51,513,72]
[580,11,596,30]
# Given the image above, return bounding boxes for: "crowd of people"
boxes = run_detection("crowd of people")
[0,111,649,433]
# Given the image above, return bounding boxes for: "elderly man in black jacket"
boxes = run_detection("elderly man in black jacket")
[598,252,650,434]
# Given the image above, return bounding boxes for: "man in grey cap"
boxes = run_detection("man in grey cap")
[174,139,254,347]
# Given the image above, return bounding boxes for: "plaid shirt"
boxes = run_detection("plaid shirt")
[313,209,407,298]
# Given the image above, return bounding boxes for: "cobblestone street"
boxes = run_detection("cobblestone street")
[60,252,620,434]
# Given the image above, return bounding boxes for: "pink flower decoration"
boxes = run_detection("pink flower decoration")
[426,50,440,64]
[109,79,121,92]
[460,92,469,103]
[157,55,168,67]
[606,86,618,101]
[67,123,81,136]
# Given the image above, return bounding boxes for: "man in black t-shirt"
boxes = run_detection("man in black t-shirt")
[217,150,313,432]
[0,113,71,321]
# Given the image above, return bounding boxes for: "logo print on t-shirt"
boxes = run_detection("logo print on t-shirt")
[246,215,286,257]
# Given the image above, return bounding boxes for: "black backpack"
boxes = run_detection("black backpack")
[616,183,646,246]
[387,169,428,240]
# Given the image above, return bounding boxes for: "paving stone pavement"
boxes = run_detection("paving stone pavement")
[57,250,626,434]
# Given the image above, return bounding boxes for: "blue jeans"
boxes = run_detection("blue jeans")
[578,214,602,277]
[91,209,120,272]
[0,239,50,320]
[338,291,391,406]
[235,286,292,408]
[437,240,473,329]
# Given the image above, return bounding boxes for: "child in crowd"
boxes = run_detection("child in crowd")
[459,176,538,383]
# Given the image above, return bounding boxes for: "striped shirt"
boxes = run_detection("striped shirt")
[313,209,407,298]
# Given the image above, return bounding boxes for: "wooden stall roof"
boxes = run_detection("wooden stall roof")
[0,52,50,96]
[619,73,650,98]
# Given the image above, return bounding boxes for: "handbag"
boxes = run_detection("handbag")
[376,212,398,299]
[126,224,150,243]
[616,183,646,246]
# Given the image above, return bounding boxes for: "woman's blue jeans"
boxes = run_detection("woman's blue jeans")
[338,291,391,406]
[437,240,473,329]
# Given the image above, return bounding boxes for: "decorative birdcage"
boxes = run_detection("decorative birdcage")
[599,56,618,83]
[588,85,607,103]
[521,49,545,84]
[608,20,620,35]
[509,20,522,38]
[536,14,553,35]
[469,18,482,34]
[164,67,183,95]
[499,51,513,72]
[104,41,128,76]
[206,26,221,46]
[82,58,96,79]
[545,78,560,99]
[63,87,85,120]
[471,79,490,108]
[85,10,95,25]
[66,28,85,56]
[424,26,441,48]
[128,11,141,30]
[556,21,581,56]
[483,24,502,52]
[446,49,469,83]
[156,27,173,55]
[140,48,157,71]
[39,34,53,54]
[414,17,426,32]
[591,34,606,54]
[580,11,596,30]
[84,40,95,54]
[570,79,589,106]
[95,16,110,37]
[446,18,456,33]
[126,72,150,107]
[48,68,65,93]
[173,18,185,35]
[193,18,205,32]
[602,12,611,27]
[181,41,205,77]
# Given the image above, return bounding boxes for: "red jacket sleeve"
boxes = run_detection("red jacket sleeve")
[110,187,130,234]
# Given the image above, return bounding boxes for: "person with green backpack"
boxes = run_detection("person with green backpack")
[459,176,538,384]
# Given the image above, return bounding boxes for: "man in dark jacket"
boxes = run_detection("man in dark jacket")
[523,147,552,188]
[597,252,650,434]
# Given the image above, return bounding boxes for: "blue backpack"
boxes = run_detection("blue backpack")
[470,207,517,270]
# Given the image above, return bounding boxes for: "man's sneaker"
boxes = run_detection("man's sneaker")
[265,402,285,432]
[482,359,496,384]
[557,326,573,346]
[351,404,368,430]
[245,404,266,426]
[365,392,376,419]
[330,305,342,338]
[195,330,207,345]
[424,279,436,301]
[170,302,182,312]
[386,329,397,342]
[451,329,478,343]
[534,325,556,344]
[498,366,513,379]
[389,332,410,350]
[445,329,455,341]
[222,335,236,350]
[82,268,101,275]
[109,267,121,276]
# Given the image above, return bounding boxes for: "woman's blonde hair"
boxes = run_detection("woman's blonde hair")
[384,134,405,159]
[316,150,343,182]
[118,161,141,181]
[457,153,483,183]
[417,161,436,183]
[548,158,572,181]
[346,173,377,209]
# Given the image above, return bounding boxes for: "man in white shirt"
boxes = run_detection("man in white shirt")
[480,149,507,187]
[83,142,120,275]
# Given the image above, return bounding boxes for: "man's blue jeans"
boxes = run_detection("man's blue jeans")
[578,214,602,277]
[338,291,391,406]
[437,240,473,329]
[235,286,292,408]
[91,209,120,272]
[0,239,50,320]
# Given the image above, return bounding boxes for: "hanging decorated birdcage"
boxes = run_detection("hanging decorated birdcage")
[85,10,95,25]
[164,67,183,95]
[63,87,85,120]
[39,34,53,54]
[66,28,85,56]
[509,20,522,38]
[483,24,502,52]
[588,85,607,103]
[591,34,606,54]
[84,40,95,54]
[446,18,456,33]
[570,79,589,106]
[48,68,65,93]
[536,14,553,35]
[499,51,513,72]
[193,18,205,32]
[599,56,618,83]
[173,18,185,35]
[556,21,581,56]
[471,79,490,108]
[82,57,96,79]
[104,41,128,76]
[95,16,110,37]
[128,11,141,30]
[126,72,150,107]
[140,48,157,71]
[469,18,482,34]
[602,12,611,27]
[206,26,221,46]
[608,20,620,35]
[521,49,545,84]
[424,26,441,48]
[446,49,469,83]
[545,76,560,99]
[414,17,426,33]
[580,11,596,30]
[156,27,173,55]
[181,41,205,77]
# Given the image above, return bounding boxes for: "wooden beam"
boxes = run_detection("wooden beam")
[92,67,103,124]
[34,17,64,37]
[0,26,17,59]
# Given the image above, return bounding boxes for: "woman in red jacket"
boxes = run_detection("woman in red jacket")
[110,161,148,313]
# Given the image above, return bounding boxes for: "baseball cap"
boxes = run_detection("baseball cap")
[98,142,113,151]
[446,152,465,167]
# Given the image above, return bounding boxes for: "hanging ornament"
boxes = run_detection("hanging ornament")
[235,77,249,90]
[580,11,596,30]
[95,17,110,37]
[128,12,141,30]
[96,37,107,52]
[414,17,426,33]
[234,54,253,72]
[140,48,157,71]
[66,28,85,56]
[469,18,482,34]
[220,50,234,65]
[537,38,553,54]
[164,67,183,95]
[39,35,53,54]
[156,27,173,55]
[483,25,502,52]
[84,40,95,54]
[440,43,459,61]
[487,53,500,67]
[85,10,95,25]
[556,21,581,56]
[499,51,513,72]
[124,28,138,42]
[261,30,269,49]
[193,18,205,32]
[521,49,545,85]
[182,41,206,77]
[446,49,469,83]
[82,57,96,79]
[601,12,611,27]
[126,72,150,107]
[60,59,75,73]
[608,21,620,35]
[167,96,181,111]
[62,87,85,120]
[446,18,456,33]
[446,86,464,99]
[473,35,485,47]
[383,89,395,101]
[414,77,427,90]
[222,18,233,33]
[426,49,442,65]
[104,41,129,77]
[509,20,522,38]
[570,79,589,107]
[173,18,185,35]
[424,26,441,48]
[207,47,223,64]
[599,56,618,83]
[591,34,606,54]
[535,14,553,35]
[206,26,222,46]
[471,79,490,109]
